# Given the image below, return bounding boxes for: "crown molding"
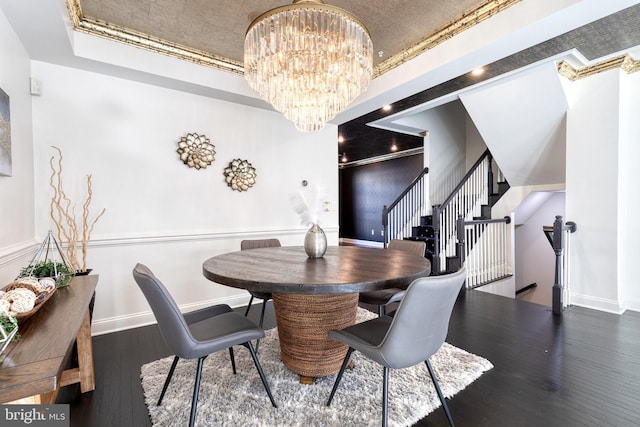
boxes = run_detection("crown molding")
[65,0,245,75]
[372,0,521,77]
[557,54,640,81]
[66,0,519,79]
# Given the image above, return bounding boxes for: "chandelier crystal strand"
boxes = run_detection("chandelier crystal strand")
[244,1,373,132]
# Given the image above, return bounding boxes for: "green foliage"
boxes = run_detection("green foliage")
[0,314,20,343]
[18,260,73,288]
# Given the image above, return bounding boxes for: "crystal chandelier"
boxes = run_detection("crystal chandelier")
[244,0,373,132]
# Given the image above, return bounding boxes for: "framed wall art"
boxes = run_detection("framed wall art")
[0,87,11,177]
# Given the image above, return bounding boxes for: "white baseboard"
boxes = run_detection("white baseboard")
[91,294,251,336]
[339,238,384,248]
[570,293,626,315]
[623,296,640,313]
[474,276,515,298]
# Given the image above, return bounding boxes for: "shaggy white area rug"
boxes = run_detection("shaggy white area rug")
[141,309,493,427]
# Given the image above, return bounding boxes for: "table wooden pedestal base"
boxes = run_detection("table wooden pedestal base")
[273,293,358,380]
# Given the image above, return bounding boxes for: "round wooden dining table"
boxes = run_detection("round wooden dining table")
[202,245,431,381]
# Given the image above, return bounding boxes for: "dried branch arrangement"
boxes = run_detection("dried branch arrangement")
[49,146,106,273]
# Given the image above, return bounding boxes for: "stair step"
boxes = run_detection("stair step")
[498,181,510,194]
[481,204,491,219]
[446,256,462,272]
[420,215,433,227]
[412,225,434,238]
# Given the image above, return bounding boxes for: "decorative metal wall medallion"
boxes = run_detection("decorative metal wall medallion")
[177,133,215,169]
[224,159,256,192]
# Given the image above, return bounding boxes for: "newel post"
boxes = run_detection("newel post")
[382,205,389,248]
[432,205,441,274]
[552,215,565,315]
[456,215,466,266]
[487,153,494,196]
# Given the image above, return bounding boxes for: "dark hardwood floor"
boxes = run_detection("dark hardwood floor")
[66,291,640,426]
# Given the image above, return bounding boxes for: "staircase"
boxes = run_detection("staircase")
[383,149,512,288]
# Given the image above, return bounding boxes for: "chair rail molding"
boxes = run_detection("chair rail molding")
[0,239,39,268]
[83,226,338,248]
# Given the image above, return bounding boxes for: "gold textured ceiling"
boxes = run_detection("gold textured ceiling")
[71,0,519,76]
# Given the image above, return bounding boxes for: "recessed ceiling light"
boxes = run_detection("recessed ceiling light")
[382,104,392,111]
[338,135,344,143]
[471,68,485,76]
[390,143,398,152]
[341,153,348,162]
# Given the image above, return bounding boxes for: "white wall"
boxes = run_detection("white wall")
[426,100,467,205]
[0,10,37,285]
[460,62,568,187]
[465,116,486,170]
[565,69,623,313]
[18,61,339,334]
[618,70,640,311]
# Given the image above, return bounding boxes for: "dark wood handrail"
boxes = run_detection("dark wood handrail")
[438,149,490,209]
[386,167,429,212]
[462,216,511,226]
[456,215,510,242]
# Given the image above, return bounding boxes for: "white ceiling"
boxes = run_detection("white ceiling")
[1,0,639,133]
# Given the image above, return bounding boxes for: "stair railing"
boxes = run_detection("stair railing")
[382,167,429,247]
[455,215,512,288]
[432,149,494,273]
[543,216,577,315]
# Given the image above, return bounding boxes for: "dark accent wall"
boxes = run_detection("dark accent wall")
[339,154,424,242]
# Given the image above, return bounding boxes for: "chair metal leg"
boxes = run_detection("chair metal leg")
[259,299,267,328]
[382,366,389,427]
[246,341,278,408]
[327,347,354,406]
[244,295,255,317]
[425,359,455,427]
[158,356,179,406]
[189,356,206,427]
[254,300,268,353]
[229,347,236,374]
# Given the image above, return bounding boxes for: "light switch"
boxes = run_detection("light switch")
[30,78,41,96]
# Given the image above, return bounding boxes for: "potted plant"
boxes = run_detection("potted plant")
[17,259,73,288]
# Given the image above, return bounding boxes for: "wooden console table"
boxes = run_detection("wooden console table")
[0,274,98,404]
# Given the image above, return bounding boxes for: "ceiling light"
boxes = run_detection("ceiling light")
[471,67,485,76]
[341,153,348,162]
[338,135,344,143]
[244,0,373,132]
[382,104,392,111]
[390,143,398,152]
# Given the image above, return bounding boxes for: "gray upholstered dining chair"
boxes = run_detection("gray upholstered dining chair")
[358,239,427,316]
[240,238,281,350]
[327,267,466,427]
[132,263,277,427]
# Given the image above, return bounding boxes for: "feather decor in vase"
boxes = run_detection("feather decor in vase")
[290,184,327,258]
